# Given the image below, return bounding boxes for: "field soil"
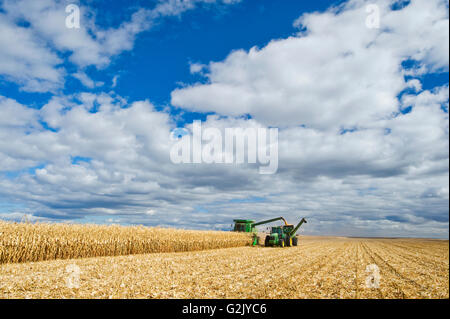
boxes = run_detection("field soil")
[1,236,448,299]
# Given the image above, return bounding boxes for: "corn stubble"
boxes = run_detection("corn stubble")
[0,222,448,299]
[0,221,251,264]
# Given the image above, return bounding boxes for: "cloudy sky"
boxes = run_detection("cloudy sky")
[0,0,448,238]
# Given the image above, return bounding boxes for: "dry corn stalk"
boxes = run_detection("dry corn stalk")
[0,221,251,264]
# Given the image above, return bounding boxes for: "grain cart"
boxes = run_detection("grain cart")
[264,218,307,247]
[233,217,289,246]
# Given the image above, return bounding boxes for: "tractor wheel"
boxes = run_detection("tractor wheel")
[280,239,285,248]
[292,237,298,246]
[264,236,270,247]
[285,237,291,247]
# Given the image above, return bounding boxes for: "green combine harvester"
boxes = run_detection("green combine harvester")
[233,217,307,247]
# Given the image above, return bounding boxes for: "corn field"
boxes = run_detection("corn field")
[0,221,251,264]
[1,221,448,299]
[0,237,448,299]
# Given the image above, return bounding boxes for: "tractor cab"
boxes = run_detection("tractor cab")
[270,226,284,236]
[265,218,307,247]
[282,224,294,234]
[265,226,285,247]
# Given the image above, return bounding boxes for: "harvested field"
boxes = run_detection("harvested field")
[0,221,251,264]
[0,237,448,299]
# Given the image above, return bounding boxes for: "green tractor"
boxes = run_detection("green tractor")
[264,218,307,247]
[233,217,289,246]
[233,217,307,247]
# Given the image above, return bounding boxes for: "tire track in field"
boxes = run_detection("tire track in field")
[361,242,403,298]
[385,241,449,260]
[248,243,340,298]
[362,242,427,298]
[218,242,334,298]
[365,241,448,298]
[273,241,357,298]
[227,241,341,298]
[375,241,449,274]
[365,242,432,291]
[356,241,384,299]
[390,241,449,258]
[282,243,344,298]
[306,241,358,299]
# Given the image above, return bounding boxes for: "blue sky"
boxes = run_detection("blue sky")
[2,1,351,111]
[0,0,449,238]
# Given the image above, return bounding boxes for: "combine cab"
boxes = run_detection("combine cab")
[233,219,255,232]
